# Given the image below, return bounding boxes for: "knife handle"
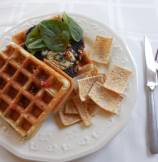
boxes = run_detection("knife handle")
[148,88,158,154]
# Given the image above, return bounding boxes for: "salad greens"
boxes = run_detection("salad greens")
[25,13,83,53]
[40,20,70,52]
[63,13,83,42]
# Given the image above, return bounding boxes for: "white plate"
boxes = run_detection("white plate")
[0,13,138,162]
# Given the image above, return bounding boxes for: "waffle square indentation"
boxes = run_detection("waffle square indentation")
[4,85,18,99]
[41,91,53,104]
[12,50,26,65]
[5,108,20,122]
[0,98,8,112]
[28,104,43,118]
[24,59,38,74]
[18,118,32,131]
[27,81,40,96]
[36,69,49,80]
[17,94,30,109]
[0,76,7,90]
[14,72,28,86]
[3,63,17,77]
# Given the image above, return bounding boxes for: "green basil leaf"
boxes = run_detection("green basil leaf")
[25,25,41,45]
[25,25,46,53]
[27,38,46,50]
[40,20,70,52]
[41,30,69,52]
[63,13,83,42]
[40,19,69,34]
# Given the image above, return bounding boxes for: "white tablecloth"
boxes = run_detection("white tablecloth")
[0,0,158,162]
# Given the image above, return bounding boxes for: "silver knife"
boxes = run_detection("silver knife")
[145,35,158,154]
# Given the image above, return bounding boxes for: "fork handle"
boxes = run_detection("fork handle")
[148,88,158,154]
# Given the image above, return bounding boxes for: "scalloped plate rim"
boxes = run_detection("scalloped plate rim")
[0,12,138,162]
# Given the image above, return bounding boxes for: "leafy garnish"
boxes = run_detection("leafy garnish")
[25,25,46,52]
[26,38,46,50]
[25,13,83,53]
[40,20,70,52]
[63,13,83,42]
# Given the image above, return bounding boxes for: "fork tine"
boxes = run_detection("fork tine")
[155,49,158,61]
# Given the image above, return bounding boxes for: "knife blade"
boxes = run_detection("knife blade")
[145,36,157,89]
[145,35,158,154]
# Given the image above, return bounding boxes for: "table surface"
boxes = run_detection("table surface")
[0,0,158,162]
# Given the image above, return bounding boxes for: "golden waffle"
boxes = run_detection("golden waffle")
[0,43,73,137]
